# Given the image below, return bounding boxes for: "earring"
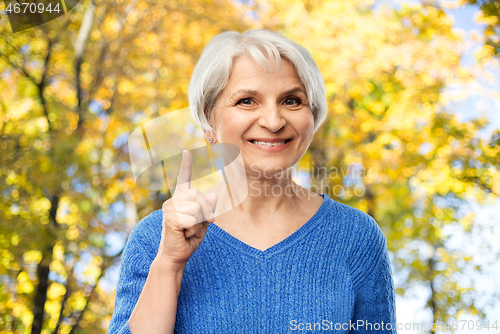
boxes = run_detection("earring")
[208,138,214,143]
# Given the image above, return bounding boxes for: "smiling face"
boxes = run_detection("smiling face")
[209,54,315,178]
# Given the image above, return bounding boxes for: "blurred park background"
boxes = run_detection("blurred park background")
[1,0,500,333]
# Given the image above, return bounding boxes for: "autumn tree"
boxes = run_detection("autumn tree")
[463,0,500,58]
[251,0,500,329]
[0,0,249,332]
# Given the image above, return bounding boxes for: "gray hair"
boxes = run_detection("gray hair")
[188,29,327,134]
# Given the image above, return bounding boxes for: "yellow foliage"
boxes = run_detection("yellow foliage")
[11,234,19,246]
[23,250,42,263]
[476,11,499,25]
[50,260,67,278]
[118,80,135,95]
[84,262,102,282]
[17,271,34,294]
[66,226,79,240]
[32,197,52,216]
[47,282,66,300]
[370,101,386,115]
[20,305,33,327]
[53,244,65,261]
[2,249,14,268]
[69,291,87,311]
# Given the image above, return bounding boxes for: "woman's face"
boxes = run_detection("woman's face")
[210,55,314,178]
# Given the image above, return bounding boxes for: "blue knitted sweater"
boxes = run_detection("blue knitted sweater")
[107,194,397,333]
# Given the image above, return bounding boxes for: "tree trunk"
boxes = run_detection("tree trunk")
[31,194,60,333]
[31,246,53,334]
[364,185,376,219]
[428,248,438,333]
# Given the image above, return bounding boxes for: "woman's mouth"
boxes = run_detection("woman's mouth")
[249,140,290,147]
[247,139,292,151]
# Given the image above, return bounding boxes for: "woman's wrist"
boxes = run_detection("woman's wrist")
[151,255,186,289]
[129,256,183,334]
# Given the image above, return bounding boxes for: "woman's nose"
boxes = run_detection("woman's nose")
[257,105,286,132]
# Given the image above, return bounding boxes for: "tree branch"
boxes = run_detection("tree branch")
[75,0,142,129]
[74,0,97,130]
[37,33,54,133]
[0,51,38,85]
[0,99,7,138]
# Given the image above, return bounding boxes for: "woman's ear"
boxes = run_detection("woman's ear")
[204,129,216,143]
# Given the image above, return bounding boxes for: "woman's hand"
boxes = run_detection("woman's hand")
[129,150,214,333]
[156,150,218,272]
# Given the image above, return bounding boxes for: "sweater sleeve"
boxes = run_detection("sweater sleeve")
[107,221,155,334]
[349,215,397,334]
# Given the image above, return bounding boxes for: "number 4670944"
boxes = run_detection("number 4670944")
[5,2,61,14]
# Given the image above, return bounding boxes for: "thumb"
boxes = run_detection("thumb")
[205,193,218,214]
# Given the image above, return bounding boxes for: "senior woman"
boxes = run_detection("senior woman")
[108,29,397,334]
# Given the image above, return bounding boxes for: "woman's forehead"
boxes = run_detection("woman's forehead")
[232,54,297,78]
[224,55,304,92]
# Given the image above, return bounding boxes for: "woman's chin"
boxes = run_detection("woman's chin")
[245,163,293,178]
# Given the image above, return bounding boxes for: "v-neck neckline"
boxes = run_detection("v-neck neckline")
[206,194,330,259]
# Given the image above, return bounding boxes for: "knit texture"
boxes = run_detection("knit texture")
[107,194,397,333]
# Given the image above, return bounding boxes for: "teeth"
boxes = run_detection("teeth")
[252,140,286,146]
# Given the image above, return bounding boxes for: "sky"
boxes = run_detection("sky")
[440,2,500,139]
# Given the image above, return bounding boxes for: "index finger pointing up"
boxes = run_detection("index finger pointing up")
[175,150,192,194]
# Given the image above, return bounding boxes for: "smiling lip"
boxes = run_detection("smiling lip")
[248,138,291,143]
[247,138,292,152]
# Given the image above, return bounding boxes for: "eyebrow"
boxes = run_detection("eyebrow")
[282,87,307,96]
[229,87,307,99]
[230,89,259,98]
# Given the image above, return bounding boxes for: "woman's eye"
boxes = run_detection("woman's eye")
[236,98,253,106]
[284,97,301,106]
